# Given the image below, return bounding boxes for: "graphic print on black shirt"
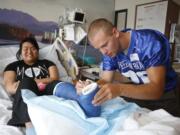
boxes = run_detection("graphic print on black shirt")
[4,59,55,81]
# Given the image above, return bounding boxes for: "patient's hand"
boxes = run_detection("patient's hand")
[37,82,47,91]
[75,80,93,95]
[12,81,20,93]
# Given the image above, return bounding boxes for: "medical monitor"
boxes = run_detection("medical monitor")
[68,10,85,24]
[74,12,85,23]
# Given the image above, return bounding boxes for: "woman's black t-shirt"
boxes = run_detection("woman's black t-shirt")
[4,59,55,81]
[4,59,58,127]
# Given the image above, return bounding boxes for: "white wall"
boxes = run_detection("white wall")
[115,0,180,28]
[0,0,114,29]
[115,0,166,29]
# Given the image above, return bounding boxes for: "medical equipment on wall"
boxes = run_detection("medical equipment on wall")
[67,8,85,24]
[58,8,87,44]
[59,24,86,44]
[63,24,75,41]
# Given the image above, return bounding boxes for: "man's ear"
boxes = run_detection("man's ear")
[112,27,119,38]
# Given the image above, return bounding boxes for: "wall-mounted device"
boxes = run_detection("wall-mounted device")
[59,24,86,44]
[68,9,85,24]
[58,8,86,43]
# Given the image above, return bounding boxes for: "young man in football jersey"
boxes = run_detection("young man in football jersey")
[81,18,179,116]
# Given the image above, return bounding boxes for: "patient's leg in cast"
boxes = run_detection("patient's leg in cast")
[78,82,101,117]
[53,82,78,100]
[53,82,101,117]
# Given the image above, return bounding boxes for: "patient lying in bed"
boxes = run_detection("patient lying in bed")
[3,36,101,135]
[3,37,60,135]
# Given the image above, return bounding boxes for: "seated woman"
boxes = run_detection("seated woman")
[3,36,101,135]
[3,37,59,135]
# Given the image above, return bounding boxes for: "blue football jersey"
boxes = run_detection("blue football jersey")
[102,29,177,91]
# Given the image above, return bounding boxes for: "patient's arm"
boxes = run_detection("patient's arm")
[3,71,19,95]
[35,65,59,84]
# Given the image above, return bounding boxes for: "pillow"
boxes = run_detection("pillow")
[0,46,18,73]
[39,45,72,82]
[0,56,17,74]
[0,45,72,82]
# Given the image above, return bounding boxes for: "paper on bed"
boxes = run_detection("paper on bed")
[22,89,139,135]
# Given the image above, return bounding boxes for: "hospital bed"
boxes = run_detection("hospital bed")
[0,38,180,135]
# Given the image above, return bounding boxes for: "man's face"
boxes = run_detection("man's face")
[89,29,121,57]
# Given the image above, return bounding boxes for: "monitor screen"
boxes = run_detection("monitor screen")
[74,12,84,23]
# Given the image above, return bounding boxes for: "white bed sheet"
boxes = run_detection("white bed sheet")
[21,89,180,135]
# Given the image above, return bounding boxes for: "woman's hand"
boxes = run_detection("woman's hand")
[11,81,20,93]
[37,82,47,91]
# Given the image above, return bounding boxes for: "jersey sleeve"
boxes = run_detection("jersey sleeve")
[102,55,118,71]
[141,31,170,69]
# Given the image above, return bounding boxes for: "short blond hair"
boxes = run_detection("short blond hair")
[88,18,114,41]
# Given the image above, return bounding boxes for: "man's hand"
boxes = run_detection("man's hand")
[92,83,121,106]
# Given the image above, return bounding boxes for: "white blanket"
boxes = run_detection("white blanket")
[22,90,180,135]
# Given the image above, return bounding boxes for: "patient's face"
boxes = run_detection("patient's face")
[21,42,39,65]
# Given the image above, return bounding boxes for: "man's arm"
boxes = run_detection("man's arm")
[93,66,165,105]
[97,70,114,85]
[97,70,132,86]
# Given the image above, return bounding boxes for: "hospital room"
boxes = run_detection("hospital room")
[1,0,180,135]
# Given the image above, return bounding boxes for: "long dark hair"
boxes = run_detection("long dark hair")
[16,37,39,60]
